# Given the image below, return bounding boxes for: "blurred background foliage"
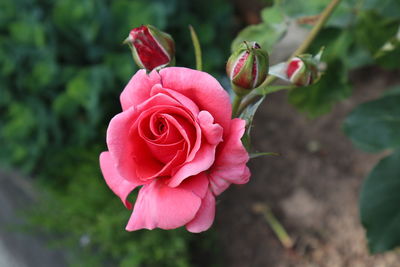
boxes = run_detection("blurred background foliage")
[2,0,400,265]
[234,0,400,254]
[233,0,400,117]
[0,0,232,265]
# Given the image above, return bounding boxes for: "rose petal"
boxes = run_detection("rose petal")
[110,93,197,182]
[132,114,190,180]
[209,175,230,196]
[146,140,185,164]
[120,69,161,110]
[137,108,190,164]
[126,179,202,231]
[209,118,250,195]
[136,92,182,112]
[151,85,200,116]
[168,142,217,187]
[198,111,223,145]
[159,67,232,133]
[107,107,146,184]
[179,172,209,198]
[166,111,224,187]
[99,152,139,209]
[186,190,216,233]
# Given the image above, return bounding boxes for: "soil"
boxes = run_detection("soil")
[215,68,400,267]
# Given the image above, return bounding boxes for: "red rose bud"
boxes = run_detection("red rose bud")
[286,55,319,87]
[226,41,269,96]
[124,25,175,71]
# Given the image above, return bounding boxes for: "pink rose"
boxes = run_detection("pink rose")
[99,67,250,233]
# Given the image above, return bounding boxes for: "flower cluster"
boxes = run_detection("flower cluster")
[100,24,323,233]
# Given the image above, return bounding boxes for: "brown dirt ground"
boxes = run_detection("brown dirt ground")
[215,68,400,267]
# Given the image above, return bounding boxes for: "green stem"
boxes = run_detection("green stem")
[189,25,202,71]
[231,94,243,118]
[253,203,294,249]
[256,85,296,95]
[237,0,341,115]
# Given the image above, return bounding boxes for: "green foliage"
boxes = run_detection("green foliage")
[240,96,265,152]
[1,0,233,265]
[231,4,287,53]
[343,91,400,152]
[233,0,400,254]
[286,1,400,117]
[336,0,400,255]
[359,150,400,253]
[232,0,400,117]
[277,0,359,28]
[363,0,400,19]
[344,85,400,253]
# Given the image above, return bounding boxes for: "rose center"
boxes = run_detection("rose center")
[155,117,167,135]
[157,120,166,134]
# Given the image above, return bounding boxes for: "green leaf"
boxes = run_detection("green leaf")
[231,4,287,52]
[343,94,400,152]
[250,152,279,159]
[362,0,400,19]
[375,35,400,69]
[240,96,265,151]
[355,11,399,54]
[288,60,351,117]
[277,0,362,28]
[277,0,330,18]
[360,149,400,253]
[261,4,285,24]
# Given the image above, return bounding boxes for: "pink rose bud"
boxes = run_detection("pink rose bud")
[286,55,319,86]
[124,25,175,71]
[226,41,269,96]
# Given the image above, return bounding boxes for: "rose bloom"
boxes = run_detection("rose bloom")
[99,67,250,232]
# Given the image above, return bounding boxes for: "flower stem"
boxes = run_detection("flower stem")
[231,94,243,118]
[189,25,202,71]
[253,203,294,249]
[237,0,341,115]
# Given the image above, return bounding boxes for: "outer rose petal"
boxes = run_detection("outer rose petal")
[159,67,232,133]
[99,152,138,209]
[126,176,209,231]
[186,190,216,233]
[209,118,250,195]
[120,69,161,110]
[168,143,216,187]
[179,172,209,198]
[106,107,147,184]
[198,111,223,145]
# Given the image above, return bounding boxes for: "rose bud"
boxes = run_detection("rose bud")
[286,55,319,87]
[226,41,269,96]
[124,25,175,71]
